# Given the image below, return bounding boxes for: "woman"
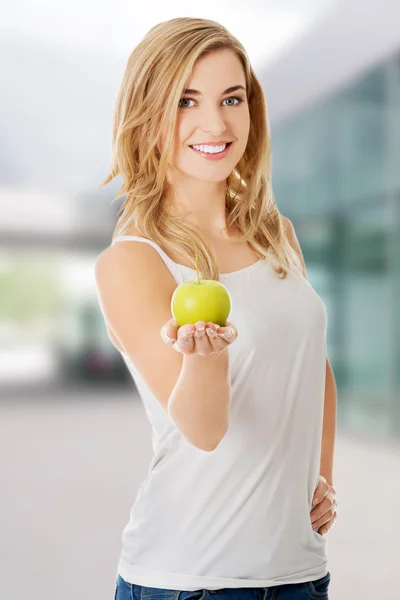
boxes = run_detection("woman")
[95,17,337,600]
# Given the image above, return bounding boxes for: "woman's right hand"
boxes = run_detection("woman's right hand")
[160,318,238,356]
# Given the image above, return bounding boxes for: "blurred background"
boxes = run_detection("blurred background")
[1,1,399,599]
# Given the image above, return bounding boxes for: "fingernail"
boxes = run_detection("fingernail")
[219,328,234,338]
[179,331,193,339]
[162,328,175,342]
[313,498,319,506]
[206,327,217,337]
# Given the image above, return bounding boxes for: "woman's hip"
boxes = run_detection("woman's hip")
[114,571,331,600]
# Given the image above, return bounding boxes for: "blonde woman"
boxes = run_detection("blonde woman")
[95,17,337,600]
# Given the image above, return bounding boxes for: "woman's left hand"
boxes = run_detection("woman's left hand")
[310,475,338,536]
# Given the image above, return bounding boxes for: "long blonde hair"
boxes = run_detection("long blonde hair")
[99,17,303,282]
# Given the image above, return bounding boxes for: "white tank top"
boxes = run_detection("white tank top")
[110,235,329,591]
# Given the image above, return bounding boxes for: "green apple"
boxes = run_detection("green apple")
[171,256,231,326]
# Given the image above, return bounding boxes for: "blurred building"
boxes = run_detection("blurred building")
[261,0,400,439]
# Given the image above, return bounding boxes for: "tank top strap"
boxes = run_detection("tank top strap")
[111,235,183,285]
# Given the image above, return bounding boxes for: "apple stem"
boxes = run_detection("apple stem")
[195,255,200,284]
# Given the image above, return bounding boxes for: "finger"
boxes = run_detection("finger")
[205,322,230,353]
[311,502,337,530]
[216,327,236,342]
[161,319,179,344]
[313,510,336,533]
[193,321,212,355]
[319,511,337,536]
[167,319,179,339]
[312,475,328,506]
[310,495,337,523]
[216,321,238,343]
[312,476,326,506]
[175,324,195,354]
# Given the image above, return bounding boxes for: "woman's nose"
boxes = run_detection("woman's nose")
[199,109,227,135]
[199,120,226,137]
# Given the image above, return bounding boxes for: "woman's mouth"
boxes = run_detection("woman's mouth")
[189,142,233,161]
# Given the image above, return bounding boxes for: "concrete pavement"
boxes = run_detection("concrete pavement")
[1,390,398,599]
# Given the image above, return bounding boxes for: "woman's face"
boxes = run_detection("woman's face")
[161,49,250,182]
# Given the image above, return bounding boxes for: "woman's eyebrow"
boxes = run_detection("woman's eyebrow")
[182,85,246,96]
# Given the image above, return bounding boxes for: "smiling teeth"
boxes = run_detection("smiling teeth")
[191,144,227,153]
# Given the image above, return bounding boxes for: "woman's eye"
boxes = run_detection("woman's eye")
[223,96,244,106]
[179,97,195,108]
[179,96,244,108]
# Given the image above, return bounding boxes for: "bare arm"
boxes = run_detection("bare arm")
[283,214,337,484]
[94,241,231,452]
[168,350,231,451]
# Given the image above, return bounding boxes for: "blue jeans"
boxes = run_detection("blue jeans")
[114,571,331,600]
